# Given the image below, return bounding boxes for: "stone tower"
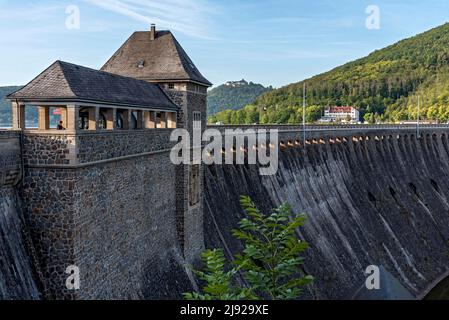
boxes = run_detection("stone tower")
[2,27,210,299]
[101,24,212,262]
[6,58,198,299]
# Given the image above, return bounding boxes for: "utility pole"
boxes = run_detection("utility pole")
[417,96,420,139]
[303,82,306,150]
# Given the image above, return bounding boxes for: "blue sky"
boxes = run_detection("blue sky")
[0,0,448,88]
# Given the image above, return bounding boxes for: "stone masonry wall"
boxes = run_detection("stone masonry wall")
[73,153,193,299]
[21,133,76,166]
[21,167,77,299]
[76,130,174,163]
[19,129,194,299]
[165,86,206,263]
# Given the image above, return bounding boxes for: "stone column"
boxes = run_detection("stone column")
[60,107,68,129]
[136,111,144,129]
[88,107,98,131]
[167,112,177,129]
[121,110,130,130]
[38,106,50,130]
[105,108,116,130]
[158,112,167,128]
[144,111,156,129]
[66,105,80,132]
[12,102,25,130]
[151,111,157,129]
[143,111,150,129]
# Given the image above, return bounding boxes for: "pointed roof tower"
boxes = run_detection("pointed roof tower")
[101,26,212,87]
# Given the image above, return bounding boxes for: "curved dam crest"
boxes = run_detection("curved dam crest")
[204,127,449,299]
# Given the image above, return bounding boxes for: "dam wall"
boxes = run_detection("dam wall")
[0,131,41,299]
[204,126,449,299]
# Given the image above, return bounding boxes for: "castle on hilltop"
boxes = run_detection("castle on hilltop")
[224,79,249,87]
[1,24,211,299]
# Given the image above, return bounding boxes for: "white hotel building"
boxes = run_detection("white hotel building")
[321,106,360,123]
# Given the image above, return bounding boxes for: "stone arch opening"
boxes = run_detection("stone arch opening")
[79,108,90,130]
[97,112,108,130]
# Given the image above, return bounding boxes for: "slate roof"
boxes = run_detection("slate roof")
[101,31,212,87]
[7,61,179,111]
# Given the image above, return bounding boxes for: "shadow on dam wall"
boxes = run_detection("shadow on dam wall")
[0,132,42,299]
[204,130,449,299]
[0,186,41,299]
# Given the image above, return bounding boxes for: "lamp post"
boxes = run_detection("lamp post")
[303,82,306,150]
[417,96,420,139]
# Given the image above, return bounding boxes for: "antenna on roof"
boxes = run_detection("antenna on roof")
[150,24,156,41]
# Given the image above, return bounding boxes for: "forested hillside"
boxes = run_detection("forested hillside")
[211,23,449,124]
[207,80,272,115]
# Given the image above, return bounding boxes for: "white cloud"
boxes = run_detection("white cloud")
[0,4,63,21]
[83,0,220,38]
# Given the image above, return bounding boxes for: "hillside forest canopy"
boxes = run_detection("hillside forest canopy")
[209,23,449,125]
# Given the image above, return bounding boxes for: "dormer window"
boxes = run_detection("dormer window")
[168,83,175,90]
[137,59,145,68]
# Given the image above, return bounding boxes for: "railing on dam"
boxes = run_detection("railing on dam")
[207,124,449,132]
[205,124,449,150]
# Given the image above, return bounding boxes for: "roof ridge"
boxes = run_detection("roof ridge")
[100,30,212,86]
[101,32,137,71]
[60,60,169,89]
[7,60,179,111]
[56,61,77,97]
[7,60,76,99]
[166,32,191,80]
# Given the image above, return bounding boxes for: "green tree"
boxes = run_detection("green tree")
[305,105,324,123]
[184,196,313,300]
[363,112,374,124]
[183,249,250,300]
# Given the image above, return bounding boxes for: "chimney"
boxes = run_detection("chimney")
[150,24,156,40]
